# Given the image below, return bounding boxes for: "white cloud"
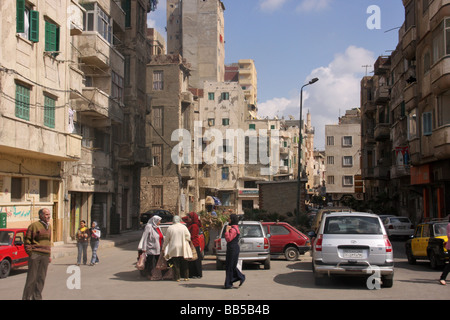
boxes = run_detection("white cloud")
[259,0,289,11]
[258,45,375,149]
[296,0,333,13]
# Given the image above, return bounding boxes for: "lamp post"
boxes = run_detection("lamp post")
[296,77,318,225]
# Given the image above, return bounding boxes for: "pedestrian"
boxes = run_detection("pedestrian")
[439,216,450,285]
[89,221,101,266]
[224,214,245,289]
[22,208,52,300]
[76,220,89,266]
[185,212,203,279]
[163,215,192,281]
[138,215,164,280]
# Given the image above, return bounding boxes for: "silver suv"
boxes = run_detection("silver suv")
[215,221,271,270]
[311,212,394,288]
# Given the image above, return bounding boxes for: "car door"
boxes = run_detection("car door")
[418,224,431,257]
[411,225,423,256]
[267,225,289,254]
[12,231,28,267]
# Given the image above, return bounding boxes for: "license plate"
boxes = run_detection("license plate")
[241,243,252,250]
[396,226,406,229]
[343,249,363,258]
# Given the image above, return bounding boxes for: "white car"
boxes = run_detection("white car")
[311,212,394,288]
[382,216,414,239]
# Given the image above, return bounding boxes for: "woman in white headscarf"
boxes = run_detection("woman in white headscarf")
[162,215,193,281]
[138,215,163,279]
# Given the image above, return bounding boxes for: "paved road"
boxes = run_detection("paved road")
[0,239,448,303]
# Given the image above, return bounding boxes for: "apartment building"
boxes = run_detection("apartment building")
[0,0,84,241]
[167,0,225,89]
[141,54,198,215]
[325,109,363,205]
[361,0,450,221]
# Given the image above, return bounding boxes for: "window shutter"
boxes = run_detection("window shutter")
[29,10,39,42]
[16,0,25,33]
[45,21,57,51]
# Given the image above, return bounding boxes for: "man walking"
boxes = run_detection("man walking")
[22,208,52,300]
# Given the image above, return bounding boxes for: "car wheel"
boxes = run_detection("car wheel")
[406,246,416,265]
[0,259,11,279]
[381,274,394,288]
[429,251,443,270]
[263,258,270,270]
[284,247,299,261]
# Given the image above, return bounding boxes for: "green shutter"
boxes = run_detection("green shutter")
[45,21,58,52]
[15,84,30,121]
[44,96,55,128]
[29,10,39,42]
[16,0,25,33]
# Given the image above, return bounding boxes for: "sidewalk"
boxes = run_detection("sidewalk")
[51,229,143,260]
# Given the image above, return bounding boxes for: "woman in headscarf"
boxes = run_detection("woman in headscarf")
[162,215,192,281]
[185,212,203,279]
[138,215,164,279]
[224,214,245,289]
[89,221,101,266]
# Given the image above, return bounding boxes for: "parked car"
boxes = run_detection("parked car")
[140,209,174,226]
[0,228,28,279]
[215,220,270,270]
[159,222,205,255]
[262,222,310,261]
[405,220,449,269]
[382,216,414,239]
[310,212,394,288]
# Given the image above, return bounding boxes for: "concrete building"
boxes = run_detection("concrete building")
[141,54,198,216]
[0,0,84,241]
[166,0,225,89]
[325,109,363,205]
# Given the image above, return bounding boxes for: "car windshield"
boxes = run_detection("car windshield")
[389,217,410,223]
[434,223,448,237]
[0,231,14,245]
[324,216,383,235]
[221,224,263,238]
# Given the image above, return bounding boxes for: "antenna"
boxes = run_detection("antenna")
[362,65,372,76]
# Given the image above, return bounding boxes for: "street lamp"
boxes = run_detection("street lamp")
[296,77,319,224]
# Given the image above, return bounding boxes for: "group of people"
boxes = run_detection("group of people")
[138,212,245,288]
[76,220,101,266]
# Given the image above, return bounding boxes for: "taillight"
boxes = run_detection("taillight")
[384,235,392,253]
[264,237,269,249]
[315,234,323,251]
[215,239,221,251]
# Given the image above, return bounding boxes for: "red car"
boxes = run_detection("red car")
[262,222,310,261]
[0,228,28,278]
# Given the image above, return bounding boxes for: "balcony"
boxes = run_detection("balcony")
[374,56,390,75]
[433,125,450,159]
[362,100,376,114]
[404,82,418,112]
[180,165,195,179]
[0,116,81,161]
[374,123,390,141]
[374,86,390,103]
[75,88,124,126]
[77,32,124,70]
[279,147,289,155]
[402,26,417,60]
[431,57,450,95]
[69,65,84,99]
[390,165,411,179]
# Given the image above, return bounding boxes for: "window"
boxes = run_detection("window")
[342,156,353,167]
[45,20,59,53]
[83,4,112,43]
[269,225,290,236]
[327,136,334,146]
[408,109,417,140]
[11,178,24,202]
[249,124,256,130]
[152,145,162,166]
[16,0,39,42]
[208,92,215,100]
[43,95,55,128]
[327,156,334,165]
[422,111,433,136]
[327,176,335,185]
[111,71,124,102]
[222,118,229,126]
[39,180,50,202]
[222,139,230,153]
[15,83,30,121]
[208,118,215,127]
[343,176,354,186]
[153,71,164,90]
[222,167,229,180]
[153,107,163,130]
[437,90,450,127]
[121,0,131,28]
[342,136,352,147]
[432,18,450,63]
[221,92,229,100]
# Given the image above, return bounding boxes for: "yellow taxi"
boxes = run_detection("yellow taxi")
[405,220,448,269]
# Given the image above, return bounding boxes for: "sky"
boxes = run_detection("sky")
[147,0,405,149]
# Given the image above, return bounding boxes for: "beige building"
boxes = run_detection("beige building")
[325,109,363,205]
[0,0,83,241]
[166,0,225,89]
